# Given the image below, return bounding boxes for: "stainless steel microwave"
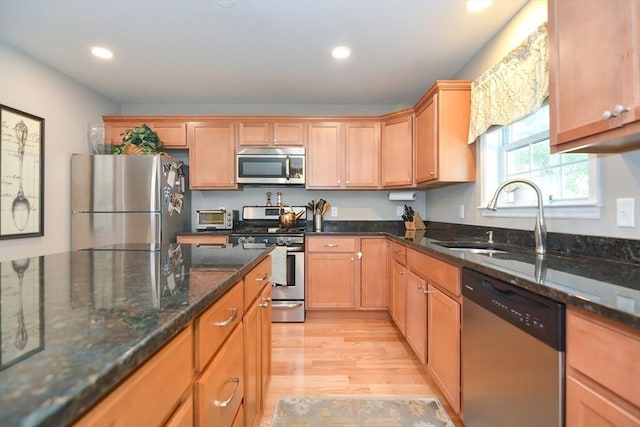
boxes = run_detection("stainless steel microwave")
[236,147,305,185]
[196,209,238,230]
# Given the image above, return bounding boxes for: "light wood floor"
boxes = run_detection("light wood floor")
[258,315,464,426]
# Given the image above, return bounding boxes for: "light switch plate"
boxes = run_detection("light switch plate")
[616,198,635,227]
[331,206,338,217]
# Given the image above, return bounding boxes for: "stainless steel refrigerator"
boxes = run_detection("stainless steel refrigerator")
[71,154,190,251]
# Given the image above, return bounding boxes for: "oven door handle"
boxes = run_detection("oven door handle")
[271,302,304,309]
[285,155,291,180]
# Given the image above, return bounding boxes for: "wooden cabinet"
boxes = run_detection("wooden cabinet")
[427,285,460,414]
[103,117,188,149]
[414,81,475,187]
[187,121,237,189]
[74,327,193,427]
[177,234,229,246]
[306,236,358,309]
[381,111,414,187]
[259,285,272,412]
[407,247,461,414]
[195,326,244,427]
[359,237,388,309]
[548,0,640,153]
[390,260,407,334]
[306,121,380,189]
[405,270,428,364]
[566,307,640,426]
[238,121,305,146]
[243,292,261,427]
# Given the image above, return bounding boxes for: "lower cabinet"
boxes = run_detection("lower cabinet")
[360,237,388,309]
[390,259,407,334]
[566,307,640,426]
[177,234,229,245]
[405,270,428,364]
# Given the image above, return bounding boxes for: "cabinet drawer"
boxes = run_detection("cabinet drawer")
[390,241,407,265]
[177,234,228,245]
[244,257,272,311]
[407,249,460,296]
[196,282,243,371]
[74,327,193,426]
[196,326,244,427]
[166,393,194,427]
[567,308,640,408]
[307,236,356,253]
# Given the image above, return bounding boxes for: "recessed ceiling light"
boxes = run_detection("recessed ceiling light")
[91,46,113,60]
[331,46,351,60]
[466,0,492,12]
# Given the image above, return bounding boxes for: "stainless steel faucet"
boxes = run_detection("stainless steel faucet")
[487,178,547,254]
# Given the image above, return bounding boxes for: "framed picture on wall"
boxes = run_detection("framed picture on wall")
[0,105,44,239]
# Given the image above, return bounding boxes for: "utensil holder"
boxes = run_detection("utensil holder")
[314,213,323,232]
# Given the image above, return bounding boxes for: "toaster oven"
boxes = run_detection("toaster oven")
[196,209,238,230]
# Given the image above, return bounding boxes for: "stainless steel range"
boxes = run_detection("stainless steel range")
[229,206,307,322]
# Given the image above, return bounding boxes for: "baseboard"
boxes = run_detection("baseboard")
[305,310,390,320]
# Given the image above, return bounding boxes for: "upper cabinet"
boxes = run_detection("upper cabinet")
[414,81,475,187]
[381,110,414,188]
[306,121,380,189]
[549,0,640,153]
[187,121,237,189]
[238,120,305,146]
[103,116,188,149]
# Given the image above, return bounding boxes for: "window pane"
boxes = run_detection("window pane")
[510,105,549,140]
[562,162,589,198]
[531,139,555,169]
[506,146,530,174]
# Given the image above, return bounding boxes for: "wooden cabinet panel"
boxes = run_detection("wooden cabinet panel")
[549,0,640,153]
[244,257,272,311]
[166,393,194,427]
[188,121,237,189]
[153,121,188,148]
[567,308,640,409]
[273,122,305,146]
[243,297,261,427]
[177,234,229,245]
[407,249,460,297]
[427,285,461,414]
[306,122,343,188]
[74,327,193,427]
[306,252,357,309]
[260,285,272,412]
[390,241,407,265]
[567,376,640,427]
[196,326,244,427]
[195,282,243,372]
[307,236,357,253]
[238,121,305,146]
[345,121,380,188]
[232,405,244,427]
[390,259,407,334]
[360,238,387,309]
[103,118,187,149]
[405,270,427,364]
[239,122,271,146]
[381,112,414,187]
[414,81,474,186]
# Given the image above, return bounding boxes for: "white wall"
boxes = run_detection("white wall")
[0,41,120,262]
[425,0,640,240]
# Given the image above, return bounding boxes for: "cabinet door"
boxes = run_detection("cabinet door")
[381,114,413,187]
[104,122,136,146]
[306,122,343,188]
[405,270,427,364]
[306,252,357,309]
[427,285,461,414]
[344,121,380,188]
[152,121,187,148]
[415,95,437,183]
[176,234,228,245]
[188,122,237,189]
[549,0,637,148]
[390,259,406,334]
[243,298,261,427]
[273,122,305,146]
[238,122,270,146]
[260,285,272,412]
[566,376,640,427]
[360,238,387,309]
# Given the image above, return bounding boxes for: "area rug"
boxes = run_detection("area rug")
[271,396,455,427]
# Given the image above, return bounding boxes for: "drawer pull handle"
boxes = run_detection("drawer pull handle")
[212,307,238,327]
[256,273,269,282]
[213,377,240,407]
[325,243,339,248]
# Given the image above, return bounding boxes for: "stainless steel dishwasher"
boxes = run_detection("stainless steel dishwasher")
[462,267,565,427]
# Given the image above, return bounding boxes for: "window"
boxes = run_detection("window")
[480,104,600,218]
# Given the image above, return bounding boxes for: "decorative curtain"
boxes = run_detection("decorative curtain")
[468,23,548,144]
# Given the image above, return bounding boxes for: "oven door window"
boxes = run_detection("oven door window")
[286,253,296,287]
[238,156,285,178]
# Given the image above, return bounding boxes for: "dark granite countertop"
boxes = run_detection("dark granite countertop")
[0,243,270,427]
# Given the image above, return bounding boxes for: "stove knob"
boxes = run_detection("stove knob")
[284,237,292,246]
[246,236,255,243]
[238,236,247,244]
[276,236,286,246]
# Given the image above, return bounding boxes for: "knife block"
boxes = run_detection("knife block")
[404,211,426,230]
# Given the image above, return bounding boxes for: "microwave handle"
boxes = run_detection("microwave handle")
[285,156,290,180]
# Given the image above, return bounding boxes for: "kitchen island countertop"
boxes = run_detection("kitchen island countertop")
[0,243,270,427]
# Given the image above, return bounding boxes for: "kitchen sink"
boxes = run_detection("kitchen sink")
[431,241,510,254]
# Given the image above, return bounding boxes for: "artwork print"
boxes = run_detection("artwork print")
[0,105,44,239]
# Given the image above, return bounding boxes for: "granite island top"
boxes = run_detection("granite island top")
[0,243,270,427]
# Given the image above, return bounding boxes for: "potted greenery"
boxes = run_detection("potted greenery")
[114,123,162,154]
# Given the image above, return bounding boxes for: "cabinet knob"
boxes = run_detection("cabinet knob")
[337,180,341,184]
[346,180,350,184]
[603,104,630,120]
[430,171,435,176]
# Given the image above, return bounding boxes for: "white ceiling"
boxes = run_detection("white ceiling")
[0,0,528,107]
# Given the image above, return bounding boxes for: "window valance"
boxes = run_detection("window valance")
[468,23,548,144]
